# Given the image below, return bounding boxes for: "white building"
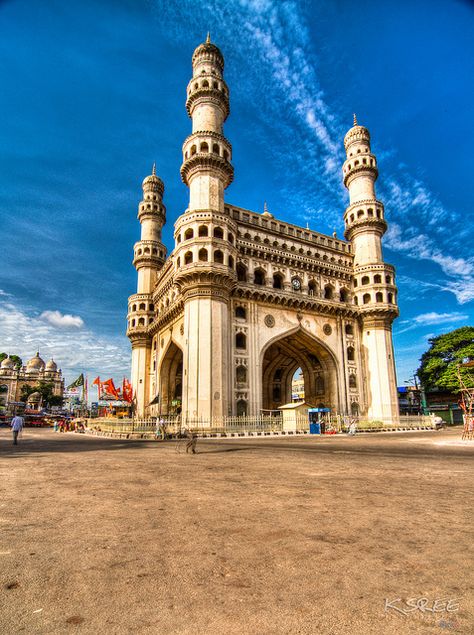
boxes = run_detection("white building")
[127,36,399,423]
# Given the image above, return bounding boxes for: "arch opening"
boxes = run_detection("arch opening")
[261,329,339,412]
[157,342,183,416]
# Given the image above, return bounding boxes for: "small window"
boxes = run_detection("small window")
[184,228,194,240]
[345,324,354,336]
[198,248,208,262]
[254,269,265,285]
[388,292,394,303]
[385,275,391,284]
[376,292,383,303]
[363,293,371,304]
[237,263,247,282]
[214,227,224,239]
[200,142,209,152]
[228,255,234,268]
[214,250,224,264]
[235,306,246,319]
[347,347,355,361]
[349,375,357,389]
[339,288,349,302]
[308,280,317,296]
[228,233,234,244]
[273,273,283,289]
[139,303,146,310]
[236,366,247,383]
[324,285,333,300]
[212,143,219,154]
[361,276,370,285]
[198,225,208,237]
[374,274,382,284]
[236,333,246,349]
[184,251,193,265]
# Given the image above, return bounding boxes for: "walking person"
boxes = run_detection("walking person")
[11,413,24,445]
[159,417,167,441]
[185,428,198,454]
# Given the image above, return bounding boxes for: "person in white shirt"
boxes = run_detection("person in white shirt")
[11,414,24,445]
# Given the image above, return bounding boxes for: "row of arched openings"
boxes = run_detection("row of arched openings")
[178,250,233,267]
[187,143,229,161]
[178,226,233,243]
[355,274,392,286]
[354,292,394,305]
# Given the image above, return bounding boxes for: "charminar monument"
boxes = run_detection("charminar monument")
[127,36,399,422]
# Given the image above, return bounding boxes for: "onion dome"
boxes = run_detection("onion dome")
[192,33,224,72]
[262,201,274,219]
[344,113,371,151]
[142,163,164,196]
[26,351,45,373]
[1,355,14,369]
[45,358,57,372]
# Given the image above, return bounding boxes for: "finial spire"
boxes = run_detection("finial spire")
[152,162,156,176]
[264,201,268,214]
[353,113,358,126]
[206,31,211,44]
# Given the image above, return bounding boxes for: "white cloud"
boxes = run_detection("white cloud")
[40,310,84,329]
[0,297,130,384]
[396,311,469,334]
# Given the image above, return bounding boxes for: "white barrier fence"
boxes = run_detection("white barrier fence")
[84,413,435,436]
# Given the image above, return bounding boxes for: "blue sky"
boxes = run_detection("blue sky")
[0,0,473,389]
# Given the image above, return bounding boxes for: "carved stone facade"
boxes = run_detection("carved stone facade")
[127,38,399,422]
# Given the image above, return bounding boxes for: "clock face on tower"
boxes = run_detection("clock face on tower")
[291,277,301,291]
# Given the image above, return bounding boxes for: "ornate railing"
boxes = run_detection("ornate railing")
[83,413,435,437]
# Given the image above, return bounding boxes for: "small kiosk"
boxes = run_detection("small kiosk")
[308,407,331,434]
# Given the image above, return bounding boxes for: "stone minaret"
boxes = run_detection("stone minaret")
[127,166,167,415]
[343,115,399,421]
[174,35,237,421]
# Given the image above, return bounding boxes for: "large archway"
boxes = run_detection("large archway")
[261,329,339,412]
[158,342,183,415]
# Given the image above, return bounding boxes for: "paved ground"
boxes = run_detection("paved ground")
[0,427,472,635]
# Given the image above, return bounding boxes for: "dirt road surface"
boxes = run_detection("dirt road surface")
[0,427,472,634]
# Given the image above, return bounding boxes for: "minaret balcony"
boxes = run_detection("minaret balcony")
[133,240,166,269]
[180,152,234,188]
[343,156,378,187]
[186,83,229,118]
[182,131,232,162]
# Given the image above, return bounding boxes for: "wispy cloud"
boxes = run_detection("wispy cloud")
[40,310,85,329]
[396,311,469,334]
[0,297,130,384]
[156,0,472,304]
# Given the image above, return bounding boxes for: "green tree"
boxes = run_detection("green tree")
[0,353,22,369]
[417,326,474,391]
[20,381,63,407]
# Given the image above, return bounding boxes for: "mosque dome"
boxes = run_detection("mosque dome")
[26,352,45,373]
[1,356,15,369]
[192,33,224,71]
[344,114,371,151]
[142,163,164,194]
[45,359,57,372]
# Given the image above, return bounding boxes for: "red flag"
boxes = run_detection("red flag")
[103,378,120,399]
[122,378,133,403]
[93,376,102,399]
